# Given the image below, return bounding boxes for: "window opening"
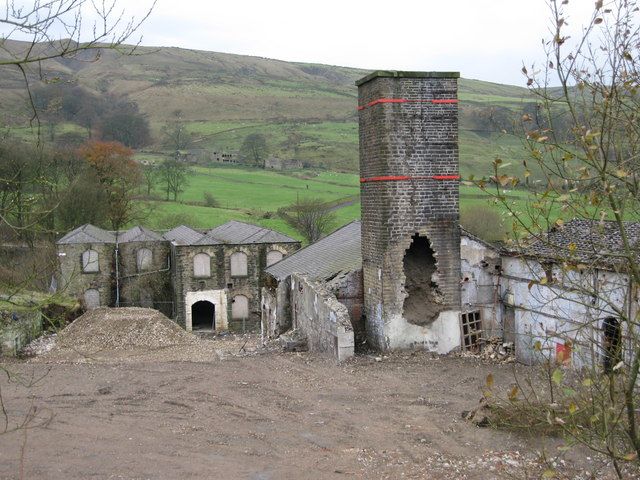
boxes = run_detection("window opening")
[461,311,483,351]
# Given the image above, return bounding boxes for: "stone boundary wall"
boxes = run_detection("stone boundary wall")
[291,273,354,362]
[0,311,43,356]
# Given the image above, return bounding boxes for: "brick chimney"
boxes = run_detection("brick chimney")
[357,71,461,352]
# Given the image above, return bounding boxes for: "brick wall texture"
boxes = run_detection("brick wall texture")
[358,72,462,350]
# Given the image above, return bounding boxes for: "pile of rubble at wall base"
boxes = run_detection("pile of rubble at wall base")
[457,337,515,363]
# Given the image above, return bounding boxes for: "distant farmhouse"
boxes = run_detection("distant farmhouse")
[264,157,303,171]
[56,221,300,331]
[175,149,237,165]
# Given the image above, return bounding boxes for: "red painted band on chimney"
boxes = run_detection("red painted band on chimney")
[360,175,460,183]
[357,98,458,111]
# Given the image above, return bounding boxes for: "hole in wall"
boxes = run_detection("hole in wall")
[402,233,444,326]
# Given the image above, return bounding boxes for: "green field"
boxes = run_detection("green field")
[137,164,550,242]
[140,165,360,240]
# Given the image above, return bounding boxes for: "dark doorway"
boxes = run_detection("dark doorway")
[602,316,621,374]
[192,300,215,331]
[402,233,444,326]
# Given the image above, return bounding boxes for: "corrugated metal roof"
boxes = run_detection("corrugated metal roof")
[163,225,204,245]
[265,221,361,281]
[118,226,164,243]
[206,220,298,245]
[57,224,116,245]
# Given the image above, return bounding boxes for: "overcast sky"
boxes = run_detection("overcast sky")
[4,0,600,86]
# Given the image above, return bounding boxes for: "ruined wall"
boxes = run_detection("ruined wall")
[117,240,172,317]
[261,276,292,339]
[57,242,115,308]
[261,286,278,338]
[358,71,461,352]
[0,311,42,356]
[460,234,502,337]
[328,269,365,342]
[501,256,636,367]
[291,273,354,362]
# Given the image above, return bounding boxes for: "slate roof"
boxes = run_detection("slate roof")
[205,220,298,245]
[193,232,223,246]
[58,221,297,247]
[163,225,204,245]
[505,219,640,268]
[265,221,362,281]
[118,226,164,243]
[57,224,115,245]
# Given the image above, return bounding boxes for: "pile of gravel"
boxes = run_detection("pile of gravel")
[53,307,196,353]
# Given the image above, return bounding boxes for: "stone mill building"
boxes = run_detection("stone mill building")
[56,221,300,331]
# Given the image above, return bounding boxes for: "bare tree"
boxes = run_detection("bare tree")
[480,1,640,475]
[158,157,189,202]
[162,110,192,152]
[282,197,335,243]
[141,163,158,197]
[239,133,268,168]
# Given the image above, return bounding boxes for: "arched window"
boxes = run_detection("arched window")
[193,253,211,278]
[230,252,248,277]
[136,248,152,272]
[82,249,99,273]
[266,250,283,267]
[232,295,249,319]
[83,289,100,309]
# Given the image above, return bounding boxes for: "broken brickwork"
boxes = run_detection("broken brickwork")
[357,71,462,352]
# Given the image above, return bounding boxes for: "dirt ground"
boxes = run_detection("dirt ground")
[0,335,628,479]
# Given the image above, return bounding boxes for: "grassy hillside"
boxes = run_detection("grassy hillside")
[1,40,536,177]
[137,164,538,243]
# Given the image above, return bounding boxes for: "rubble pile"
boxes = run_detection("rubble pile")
[22,333,57,356]
[458,337,515,363]
[53,307,196,353]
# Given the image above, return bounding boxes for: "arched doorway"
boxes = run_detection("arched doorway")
[191,300,215,331]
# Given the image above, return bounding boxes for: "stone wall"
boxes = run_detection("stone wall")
[291,273,354,362]
[500,256,637,368]
[460,234,502,337]
[358,71,461,352]
[57,242,115,308]
[117,240,172,318]
[0,311,42,356]
[328,269,365,342]
[172,242,299,331]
